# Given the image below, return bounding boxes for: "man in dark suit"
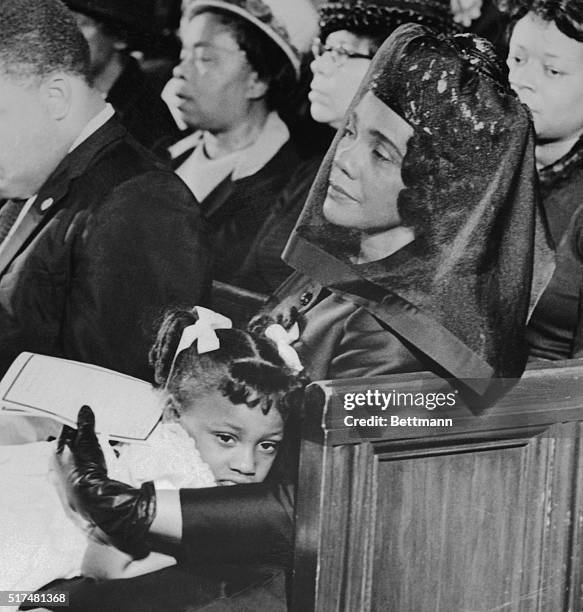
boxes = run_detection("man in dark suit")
[0,0,211,383]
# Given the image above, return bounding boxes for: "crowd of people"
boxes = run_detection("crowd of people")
[0,0,582,609]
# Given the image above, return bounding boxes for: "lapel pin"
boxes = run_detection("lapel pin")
[40,198,54,212]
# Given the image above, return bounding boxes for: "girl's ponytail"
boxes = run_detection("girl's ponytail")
[149,309,197,386]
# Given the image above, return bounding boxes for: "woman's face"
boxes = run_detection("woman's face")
[323,91,413,233]
[309,30,374,128]
[173,12,262,132]
[507,12,583,143]
[172,391,284,486]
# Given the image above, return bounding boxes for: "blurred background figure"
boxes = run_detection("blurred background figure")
[496,0,583,360]
[234,0,460,295]
[63,0,179,148]
[161,0,318,284]
[451,0,510,55]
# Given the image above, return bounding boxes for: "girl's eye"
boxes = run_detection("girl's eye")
[510,55,524,66]
[215,433,236,445]
[259,441,280,454]
[545,66,562,77]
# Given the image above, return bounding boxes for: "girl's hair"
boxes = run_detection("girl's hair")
[497,0,583,42]
[149,308,307,423]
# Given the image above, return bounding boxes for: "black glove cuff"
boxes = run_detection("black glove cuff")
[96,480,158,559]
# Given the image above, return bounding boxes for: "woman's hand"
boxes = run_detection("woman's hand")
[52,405,157,557]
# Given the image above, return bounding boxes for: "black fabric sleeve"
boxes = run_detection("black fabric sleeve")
[179,483,295,568]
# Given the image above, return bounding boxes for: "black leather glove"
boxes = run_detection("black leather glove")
[54,405,157,557]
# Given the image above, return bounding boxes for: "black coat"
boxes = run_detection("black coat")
[0,116,211,381]
[233,156,322,294]
[165,136,302,284]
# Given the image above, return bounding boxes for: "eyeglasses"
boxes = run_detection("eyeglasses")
[311,38,374,68]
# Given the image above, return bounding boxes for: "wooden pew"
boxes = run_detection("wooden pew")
[292,359,583,611]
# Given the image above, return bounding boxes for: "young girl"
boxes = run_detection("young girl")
[0,306,305,599]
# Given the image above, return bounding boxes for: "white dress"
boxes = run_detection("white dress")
[0,423,215,599]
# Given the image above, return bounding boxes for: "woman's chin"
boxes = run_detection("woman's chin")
[322,195,354,227]
[309,102,338,126]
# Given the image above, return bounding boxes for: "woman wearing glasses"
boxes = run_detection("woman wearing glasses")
[234,0,460,294]
[161,0,318,284]
[310,0,459,131]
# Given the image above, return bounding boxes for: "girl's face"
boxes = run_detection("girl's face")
[172,391,284,486]
[507,12,583,144]
[323,91,412,233]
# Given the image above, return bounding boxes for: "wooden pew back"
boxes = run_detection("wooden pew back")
[292,360,583,611]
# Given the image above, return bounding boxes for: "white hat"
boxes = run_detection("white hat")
[184,0,319,78]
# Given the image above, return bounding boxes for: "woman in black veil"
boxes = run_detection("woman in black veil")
[45,24,551,612]
[262,22,551,395]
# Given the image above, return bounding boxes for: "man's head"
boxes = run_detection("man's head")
[0,0,90,84]
[0,0,94,198]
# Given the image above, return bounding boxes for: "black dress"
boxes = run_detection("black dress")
[527,137,583,359]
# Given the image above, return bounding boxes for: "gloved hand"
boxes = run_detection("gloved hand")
[54,405,157,557]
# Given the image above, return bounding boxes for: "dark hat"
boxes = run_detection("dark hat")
[63,0,154,35]
[318,0,460,40]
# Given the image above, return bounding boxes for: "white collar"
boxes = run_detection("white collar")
[168,112,290,180]
[69,103,115,152]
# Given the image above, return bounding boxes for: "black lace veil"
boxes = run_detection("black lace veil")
[282,24,553,391]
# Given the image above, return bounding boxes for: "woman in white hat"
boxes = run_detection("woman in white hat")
[162,0,318,284]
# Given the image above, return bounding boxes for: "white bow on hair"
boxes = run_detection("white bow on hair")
[265,323,303,374]
[175,306,233,357]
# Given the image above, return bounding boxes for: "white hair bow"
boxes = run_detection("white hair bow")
[265,323,303,373]
[175,306,233,357]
